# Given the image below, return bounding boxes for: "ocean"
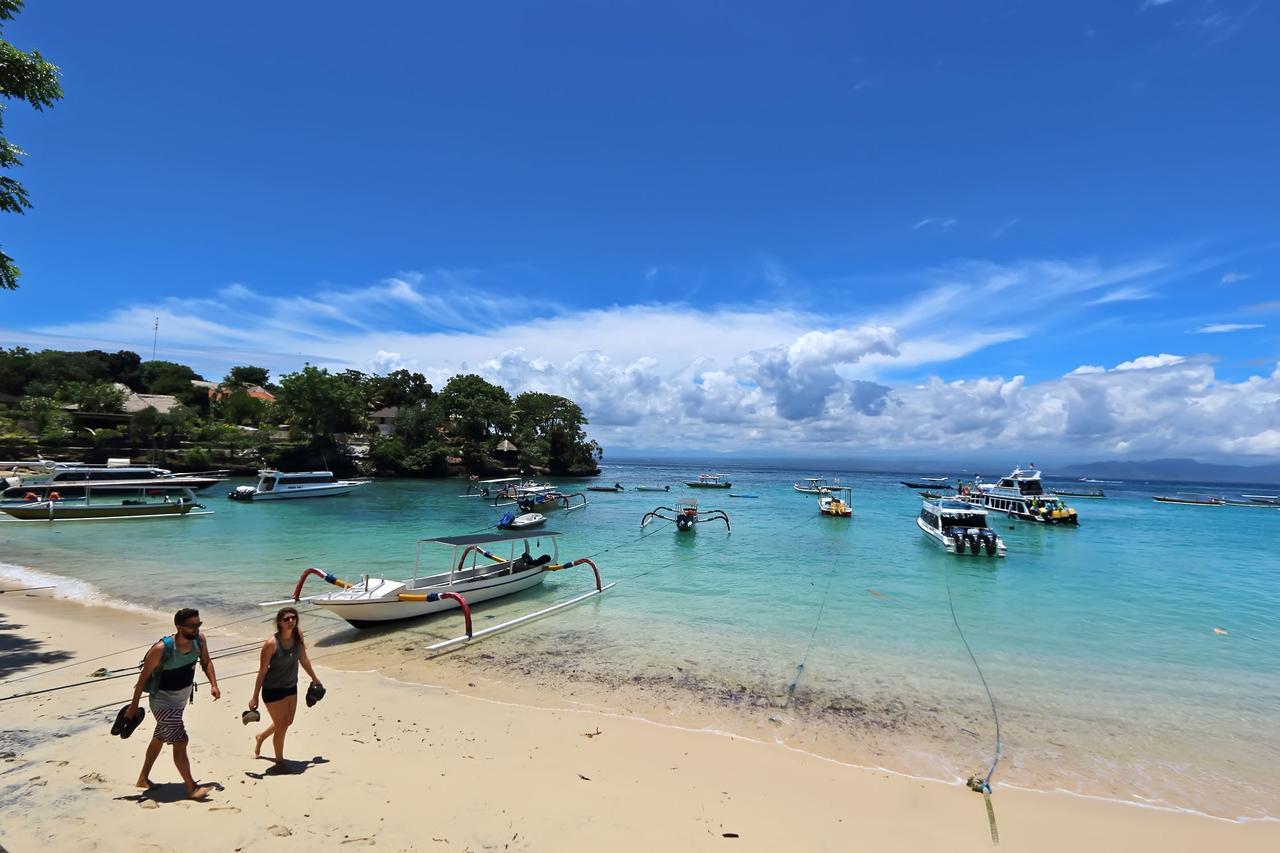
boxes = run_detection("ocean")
[2,462,1277,820]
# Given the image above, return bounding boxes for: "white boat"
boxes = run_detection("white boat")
[1,483,211,523]
[633,485,670,492]
[917,499,1006,556]
[496,510,546,530]
[684,473,732,489]
[459,476,522,500]
[817,486,853,517]
[285,529,604,628]
[227,470,369,501]
[958,466,1078,526]
[2,462,223,499]
[794,477,840,494]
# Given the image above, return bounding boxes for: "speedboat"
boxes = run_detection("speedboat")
[818,486,853,517]
[2,462,222,499]
[794,477,838,494]
[227,470,368,501]
[684,473,731,489]
[958,466,1079,525]
[917,499,1006,556]
[286,529,603,628]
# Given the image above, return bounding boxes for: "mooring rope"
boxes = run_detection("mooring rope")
[783,557,839,708]
[944,560,1002,792]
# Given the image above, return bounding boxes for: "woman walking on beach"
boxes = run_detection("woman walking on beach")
[249,606,322,768]
[126,608,220,799]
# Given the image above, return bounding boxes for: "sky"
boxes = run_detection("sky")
[1,0,1278,463]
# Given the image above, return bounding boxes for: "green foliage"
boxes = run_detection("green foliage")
[56,380,126,414]
[438,374,512,440]
[184,447,213,469]
[17,395,70,442]
[1,0,63,290]
[224,365,270,389]
[275,365,368,446]
[139,360,202,394]
[130,404,196,449]
[368,369,433,409]
[511,391,601,473]
[213,388,272,427]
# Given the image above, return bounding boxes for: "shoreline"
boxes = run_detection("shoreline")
[3,580,1279,850]
[2,561,1276,824]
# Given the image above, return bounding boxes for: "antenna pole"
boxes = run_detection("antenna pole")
[151,317,159,360]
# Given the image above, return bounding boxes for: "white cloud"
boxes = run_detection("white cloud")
[1219,271,1251,285]
[1092,285,1157,305]
[912,217,957,231]
[1191,323,1263,334]
[1114,353,1185,370]
[990,218,1021,239]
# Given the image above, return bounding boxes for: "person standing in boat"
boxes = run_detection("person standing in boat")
[248,606,323,768]
[126,608,220,800]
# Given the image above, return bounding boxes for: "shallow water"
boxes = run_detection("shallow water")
[2,463,1277,818]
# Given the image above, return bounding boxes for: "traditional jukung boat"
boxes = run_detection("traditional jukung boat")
[518,490,588,512]
[684,473,732,489]
[281,529,608,630]
[1054,488,1106,499]
[641,498,731,532]
[901,477,949,489]
[794,477,838,494]
[1,484,209,522]
[586,482,625,492]
[818,486,853,517]
[634,485,670,492]
[459,476,522,500]
[1227,494,1280,507]
[917,499,1006,557]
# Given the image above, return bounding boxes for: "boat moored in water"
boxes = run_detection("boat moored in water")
[1,483,209,522]
[901,477,949,489]
[586,482,625,492]
[228,470,368,501]
[641,498,731,532]
[917,499,1006,556]
[633,485,670,492]
[959,466,1079,525]
[1153,495,1225,506]
[684,473,732,489]
[794,477,839,494]
[818,486,853,517]
[496,510,546,530]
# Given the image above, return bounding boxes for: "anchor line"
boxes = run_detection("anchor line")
[784,555,840,709]
[945,560,1002,793]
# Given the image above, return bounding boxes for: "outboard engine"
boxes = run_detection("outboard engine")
[227,486,257,501]
[967,533,980,555]
[497,511,515,530]
[983,532,997,556]
[676,514,694,532]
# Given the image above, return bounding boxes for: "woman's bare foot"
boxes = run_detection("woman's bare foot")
[135,777,155,789]
[187,784,211,800]
[253,733,267,757]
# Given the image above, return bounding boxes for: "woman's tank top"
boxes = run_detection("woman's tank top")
[263,633,300,690]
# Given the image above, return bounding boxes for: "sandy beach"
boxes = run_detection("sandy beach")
[1,586,1276,853]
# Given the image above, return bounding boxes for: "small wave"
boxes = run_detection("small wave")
[0,561,161,618]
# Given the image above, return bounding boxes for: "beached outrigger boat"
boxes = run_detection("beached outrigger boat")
[280,529,608,630]
[958,466,1079,525]
[684,473,732,489]
[641,498,731,532]
[818,486,853,517]
[1,483,209,522]
[917,499,1006,556]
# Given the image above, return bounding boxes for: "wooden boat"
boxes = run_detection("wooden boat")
[517,490,588,512]
[586,482,625,492]
[917,499,1006,556]
[1,484,209,522]
[634,485,670,492]
[794,477,838,494]
[818,486,853,517]
[1054,488,1105,499]
[1152,495,1224,506]
[729,493,759,499]
[901,477,949,489]
[641,498,731,532]
[684,473,731,489]
[282,529,608,629]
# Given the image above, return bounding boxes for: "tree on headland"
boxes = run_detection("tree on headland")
[275,365,368,447]
[0,0,63,290]
[511,391,602,473]
[223,365,270,390]
[139,360,203,395]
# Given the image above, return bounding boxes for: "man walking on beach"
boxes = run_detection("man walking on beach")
[125,608,221,799]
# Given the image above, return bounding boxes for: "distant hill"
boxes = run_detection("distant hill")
[1057,458,1280,485]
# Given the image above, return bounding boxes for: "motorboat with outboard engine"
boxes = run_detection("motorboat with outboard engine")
[684,473,731,489]
[586,482,625,492]
[917,498,1006,556]
[496,510,546,530]
[818,486,853,517]
[794,477,839,494]
[228,470,369,501]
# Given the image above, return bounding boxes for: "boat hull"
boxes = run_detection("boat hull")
[245,483,363,500]
[2,500,196,521]
[684,482,731,489]
[312,567,550,627]
[960,494,1079,525]
[916,516,1005,556]
[1152,496,1223,506]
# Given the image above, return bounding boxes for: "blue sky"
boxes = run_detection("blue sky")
[2,0,1278,460]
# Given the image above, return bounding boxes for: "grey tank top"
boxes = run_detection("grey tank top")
[263,633,300,690]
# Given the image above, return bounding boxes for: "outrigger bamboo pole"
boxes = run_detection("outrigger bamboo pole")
[425,583,616,653]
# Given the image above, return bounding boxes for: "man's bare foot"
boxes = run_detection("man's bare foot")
[187,785,211,800]
[135,777,155,789]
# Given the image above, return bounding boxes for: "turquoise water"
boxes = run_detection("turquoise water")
[3,462,1278,818]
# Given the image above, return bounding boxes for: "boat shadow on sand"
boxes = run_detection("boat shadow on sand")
[0,614,74,678]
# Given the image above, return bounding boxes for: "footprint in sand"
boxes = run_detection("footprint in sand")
[80,772,108,784]
[268,825,292,837]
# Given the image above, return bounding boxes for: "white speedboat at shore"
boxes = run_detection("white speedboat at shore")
[917,498,1006,556]
[227,470,369,501]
